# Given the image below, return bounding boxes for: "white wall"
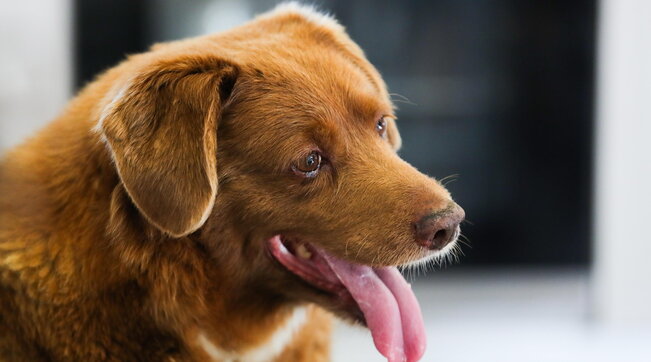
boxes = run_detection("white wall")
[0,0,73,152]
[593,0,651,324]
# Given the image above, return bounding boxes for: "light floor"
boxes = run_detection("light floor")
[331,268,651,362]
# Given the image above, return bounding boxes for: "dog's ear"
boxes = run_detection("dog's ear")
[99,56,239,237]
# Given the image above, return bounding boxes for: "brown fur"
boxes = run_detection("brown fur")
[0,6,458,361]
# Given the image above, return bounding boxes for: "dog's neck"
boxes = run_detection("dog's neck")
[106,183,309,358]
[191,306,308,362]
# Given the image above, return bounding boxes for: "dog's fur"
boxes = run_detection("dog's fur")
[0,4,459,361]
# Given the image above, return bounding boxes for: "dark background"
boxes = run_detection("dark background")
[75,0,596,266]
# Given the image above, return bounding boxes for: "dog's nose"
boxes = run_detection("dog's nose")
[414,203,465,250]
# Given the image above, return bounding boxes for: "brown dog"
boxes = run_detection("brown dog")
[0,3,464,362]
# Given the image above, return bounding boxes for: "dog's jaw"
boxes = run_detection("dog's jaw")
[267,235,427,362]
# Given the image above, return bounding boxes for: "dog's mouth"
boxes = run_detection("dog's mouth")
[267,235,426,362]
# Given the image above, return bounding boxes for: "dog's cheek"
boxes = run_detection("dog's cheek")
[216,173,313,231]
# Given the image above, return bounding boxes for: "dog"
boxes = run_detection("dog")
[0,3,464,361]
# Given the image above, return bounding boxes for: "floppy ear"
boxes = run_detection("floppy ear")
[99,56,239,237]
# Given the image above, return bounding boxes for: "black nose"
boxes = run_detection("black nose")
[414,203,465,250]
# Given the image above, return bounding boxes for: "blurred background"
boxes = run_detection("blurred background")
[1,0,649,361]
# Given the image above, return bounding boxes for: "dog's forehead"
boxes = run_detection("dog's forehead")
[231,15,392,124]
[269,56,389,123]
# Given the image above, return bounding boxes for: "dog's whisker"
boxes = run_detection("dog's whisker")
[391,99,417,106]
[452,244,462,263]
[458,240,471,249]
[438,174,460,187]
[388,92,409,101]
[455,244,466,257]
[461,219,475,226]
[443,178,459,187]
[388,93,416,106]
[457,238,472,249]
[458,233,472,246]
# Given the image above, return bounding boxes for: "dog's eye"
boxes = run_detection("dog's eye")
[376,116,387,138]
[293,151,322,177]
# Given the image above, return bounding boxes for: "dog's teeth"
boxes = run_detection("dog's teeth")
[296,244,312,259]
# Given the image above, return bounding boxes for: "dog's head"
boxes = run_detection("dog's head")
[98,5,463,361]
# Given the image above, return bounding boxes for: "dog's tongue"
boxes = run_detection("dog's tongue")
[322,254,426,362]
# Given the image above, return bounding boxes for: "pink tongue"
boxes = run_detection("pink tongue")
[376,267,427,361]
[322,254,426,362]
